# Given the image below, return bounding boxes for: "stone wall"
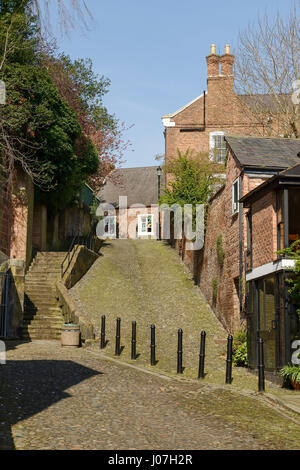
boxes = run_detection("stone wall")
[56,281,94,342]
[62,245,99,289]
[56,244,100,341]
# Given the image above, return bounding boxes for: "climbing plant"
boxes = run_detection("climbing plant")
[216,234,225,267]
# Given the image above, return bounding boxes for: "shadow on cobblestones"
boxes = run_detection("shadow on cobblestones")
[0,357,101,449]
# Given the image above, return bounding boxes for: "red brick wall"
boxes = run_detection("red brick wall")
[251,191,277,269]
[172,150,272,333]
[0,187,11,256]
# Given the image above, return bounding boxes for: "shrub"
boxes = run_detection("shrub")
[280,366,300,385]
[232,329,248,367]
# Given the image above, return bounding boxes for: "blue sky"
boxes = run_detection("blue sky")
[48,0,295,168]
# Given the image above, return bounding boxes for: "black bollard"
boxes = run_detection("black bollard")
[115,317,121,356]
[258,337,265,392]
[100,315,106,349]
[198,330,206,379]
[150,324,156,366]
[225,334,233,384]
[131,321,137,360]
[177,329,183,374]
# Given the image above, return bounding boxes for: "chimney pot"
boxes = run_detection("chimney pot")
[225,44,230,54]
[210,44,216,55]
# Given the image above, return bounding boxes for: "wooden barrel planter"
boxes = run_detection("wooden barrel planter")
[61,324,80,348]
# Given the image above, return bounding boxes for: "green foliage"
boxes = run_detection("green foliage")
[0,2,99,209]
[59,54,116,129]
[232,330,248,367]
[212,277,218,300]
[277,239,300,318]
[0,0,38,66]
[216,234,225,267]
[280,366,300,384]
[2,62,98,207]
[159,149,224,208]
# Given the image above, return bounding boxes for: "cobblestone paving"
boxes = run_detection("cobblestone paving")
[1,341,299,450]
[71,240,287,395]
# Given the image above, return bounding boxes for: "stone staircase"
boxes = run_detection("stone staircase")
[23,252,67,340]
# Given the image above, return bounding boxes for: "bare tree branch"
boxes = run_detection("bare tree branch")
[31,0,93,37]
[234,2,300,137]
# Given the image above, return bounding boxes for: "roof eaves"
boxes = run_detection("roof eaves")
[162,92,205,120]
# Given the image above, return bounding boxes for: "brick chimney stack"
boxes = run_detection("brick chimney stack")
[220,44,234,77]
[206,44,220,78]
[206,44,235,124]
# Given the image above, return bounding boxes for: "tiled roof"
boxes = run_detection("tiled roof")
[98,166,165,208]
[225,135,300,169]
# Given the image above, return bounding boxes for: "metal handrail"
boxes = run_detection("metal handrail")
[60,226,96,278]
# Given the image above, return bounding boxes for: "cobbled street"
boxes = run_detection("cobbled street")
[0,340,299,450]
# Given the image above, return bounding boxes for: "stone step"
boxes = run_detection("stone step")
[35,252,67,257]
[24,306,61,312]
[22,332,62,340]
[25,289,57,296]
[23,325,62,333]
[24,319,63,326]
[24,251,68,340]
[26,273,61,278]
[25,294,57,308]
[24,309,62,316]
[25,282,57,288]
[24,308,62,318]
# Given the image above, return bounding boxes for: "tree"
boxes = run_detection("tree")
[0,2,99,209]
[234,3,300,138]
[160,150,225,247]
[31,0,93,36]
[43,52,131,190]
[159,149,224,209]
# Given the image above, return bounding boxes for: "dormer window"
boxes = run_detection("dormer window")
[209,131,226,163]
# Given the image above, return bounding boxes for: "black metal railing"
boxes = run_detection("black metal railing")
[60,225,97,278]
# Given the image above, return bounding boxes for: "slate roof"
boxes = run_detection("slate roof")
[280,163,300,177]
[225,135,300,170]
[98,166,165,208]
[241,163,300,205]
[239,94,291,114]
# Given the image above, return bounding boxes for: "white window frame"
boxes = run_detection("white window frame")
[209,131,226,163]
[232,178,239,215]
[104,215,117,238]
[138,214,154,236]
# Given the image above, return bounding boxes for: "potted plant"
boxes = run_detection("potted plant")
[280,366,300,390]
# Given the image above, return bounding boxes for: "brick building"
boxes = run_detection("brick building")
[197,135,300,371]
[162,44,276,172]
[241,162,300,371]
[98,166,164,239]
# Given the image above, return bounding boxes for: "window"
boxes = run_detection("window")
[138,214,154,236]
[209,131,226,163]
[104,216,116,238]
[245,211,252,271]
[232,178,239,214]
